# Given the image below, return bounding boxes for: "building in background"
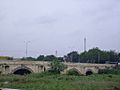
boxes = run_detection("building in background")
[0,56,13,60]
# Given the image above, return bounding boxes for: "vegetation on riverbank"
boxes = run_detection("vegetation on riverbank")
[0,72,120,90]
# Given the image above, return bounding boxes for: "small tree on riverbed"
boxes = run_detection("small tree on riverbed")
[50,59,66,74]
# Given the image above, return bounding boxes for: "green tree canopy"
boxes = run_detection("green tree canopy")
[66,51,80,62]
[50,59,66,74]
[79,47,119,63]
[44,55,57,61]
[37,55,45,61]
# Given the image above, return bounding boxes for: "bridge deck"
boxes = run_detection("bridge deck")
[0,60,115,67]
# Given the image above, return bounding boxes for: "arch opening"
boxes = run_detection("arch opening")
[86,71,93,76]
[13,68,32,75]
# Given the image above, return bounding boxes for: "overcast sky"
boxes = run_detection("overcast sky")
[0,0,120,58]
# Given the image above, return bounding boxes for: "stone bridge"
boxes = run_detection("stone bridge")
[0,60,115,75]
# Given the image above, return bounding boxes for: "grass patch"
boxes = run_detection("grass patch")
[0,73,120,90]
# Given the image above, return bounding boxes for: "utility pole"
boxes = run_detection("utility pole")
[25,41,30,58]
[84,37,86,52]
[55,50,58,57]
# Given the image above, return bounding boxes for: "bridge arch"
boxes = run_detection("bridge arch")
[12,66,33,75]
[85,69,93,75]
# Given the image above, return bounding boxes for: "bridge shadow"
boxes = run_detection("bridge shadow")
[12,66,33,75]
[86,70,93,76]
[13,68,31,75]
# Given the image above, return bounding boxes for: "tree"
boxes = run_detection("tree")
[98,51,109,63]
[107,50,119,63]
[66,51,80,62]
[79,47,119,64]
[118,53,120,62]
[21,57,36,61]
[57,57,64,62]
[44,55,57,61]
[79,51,88,63]
[37,55,45,61]
[50,59,66,74]
[80,47,101,63]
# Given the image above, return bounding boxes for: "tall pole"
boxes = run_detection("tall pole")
[55,50,58,57]
[26,42,28,58]
[84,37,86,52]
[25,41,30,58]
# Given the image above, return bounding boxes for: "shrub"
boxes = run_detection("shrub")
[50,59,67,74]
[98,69,120,74]
[66,69,80,76]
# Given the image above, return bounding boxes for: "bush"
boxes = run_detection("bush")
[50,59,67,74]
[66,69,80,76]
[98,69,120,74]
